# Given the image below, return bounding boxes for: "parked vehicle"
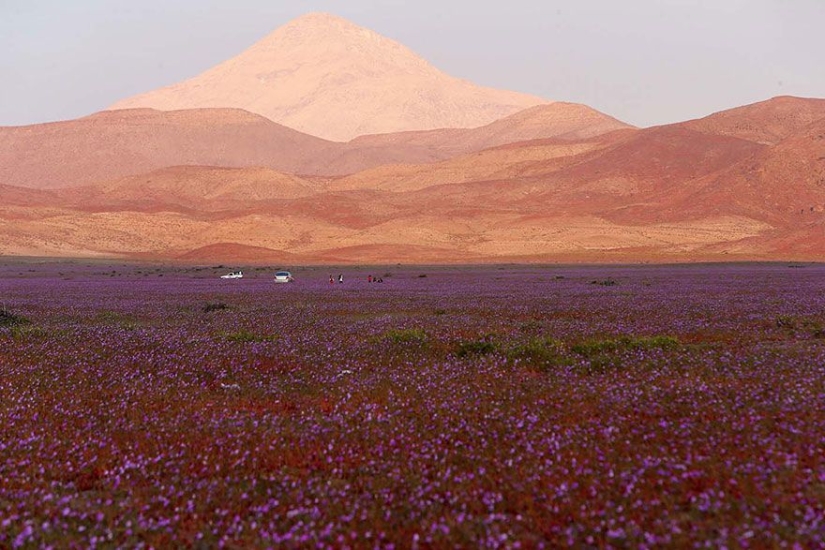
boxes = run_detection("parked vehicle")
[220,270,243,279]
[274,271,293,283]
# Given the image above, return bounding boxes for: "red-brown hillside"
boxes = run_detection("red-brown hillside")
[681,96,825,145]
[666,117,825,227]
[329,135,618,193]
[63,166,316,213]
[550,125,765,193]
[348,102,632,158]
[375,122,775,232]
[0,109,338,189]
[0,184,60,207]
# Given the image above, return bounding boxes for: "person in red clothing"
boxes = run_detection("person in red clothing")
[368,274,372,283]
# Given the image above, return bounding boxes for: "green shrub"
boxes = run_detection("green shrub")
[775,315,824,337]
[204,302,229,313]
[383,328,428,345]
[8,325,47,339]
[0,308,30,328]
[456,339,497,358]
[507,337,569,369]
[776,315,796,329]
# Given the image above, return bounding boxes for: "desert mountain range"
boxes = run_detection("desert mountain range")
[0,102,630,189]
[1,13,825,263]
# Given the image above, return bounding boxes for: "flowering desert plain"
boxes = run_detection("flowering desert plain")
[1,261,823,548]
[3,10,825,549]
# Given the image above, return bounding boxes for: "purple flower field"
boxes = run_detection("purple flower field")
[1,262,824,548]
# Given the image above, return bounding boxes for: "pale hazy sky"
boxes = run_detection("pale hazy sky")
[1,0,823,128]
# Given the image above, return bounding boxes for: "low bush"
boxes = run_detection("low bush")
[507,337,569,370]
[775,315,825,339]
[383,328,428,346]
[455,339,498,358]
[776,315,797,329]
[572,335,680,357]
[0,308,30,328]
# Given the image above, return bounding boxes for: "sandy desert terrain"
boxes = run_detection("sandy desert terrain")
[1,13,824,263]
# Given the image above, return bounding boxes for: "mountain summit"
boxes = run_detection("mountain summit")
[108,12,549,141]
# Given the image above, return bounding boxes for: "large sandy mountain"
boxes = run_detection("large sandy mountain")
[108,12,548,141]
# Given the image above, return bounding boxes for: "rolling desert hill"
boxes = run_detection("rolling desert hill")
[331,122,761,197]
[108,12,549,141]
[368,128,765,225]
[329,134,624,193]
[538,125,767,201]
[681,96,825,145]
[348,102,634,158]
[0,108,338,189]
[0,184,59,208]
[64,166,316,213]
[443,102,633,151]
[664,116,825,227]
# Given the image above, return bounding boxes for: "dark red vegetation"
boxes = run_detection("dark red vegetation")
[1,263,823,547]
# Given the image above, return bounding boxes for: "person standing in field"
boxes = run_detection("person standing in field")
[338,274,344,284]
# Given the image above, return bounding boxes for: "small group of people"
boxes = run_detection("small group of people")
[327,273,384,284]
